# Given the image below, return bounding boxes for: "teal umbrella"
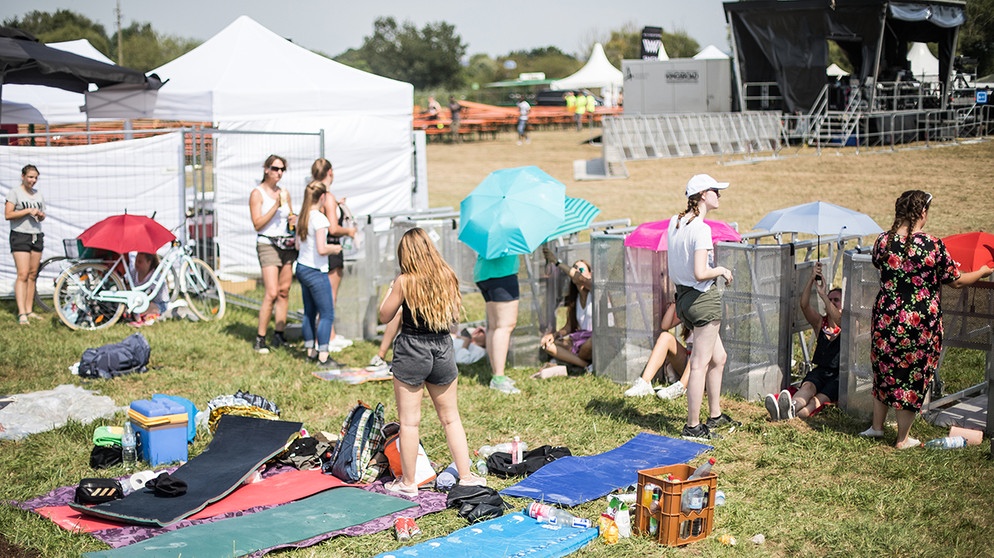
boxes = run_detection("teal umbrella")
[458,166,565,259]
[544,197,601,241]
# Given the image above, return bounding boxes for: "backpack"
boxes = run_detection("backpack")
[485,445,572,479]
[77,333,151,379]
[323,401,387,483]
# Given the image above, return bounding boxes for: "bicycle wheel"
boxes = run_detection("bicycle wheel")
[34,256,73,313]
[179,257,226,321]
[54,262,126,330]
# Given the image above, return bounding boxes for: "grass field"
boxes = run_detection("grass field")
[1,131,993,557]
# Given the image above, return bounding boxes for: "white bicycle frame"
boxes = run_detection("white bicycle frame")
[71,242,194,314]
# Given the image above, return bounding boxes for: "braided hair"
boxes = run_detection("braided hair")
[676,193,704,228]
[887,190,931,255]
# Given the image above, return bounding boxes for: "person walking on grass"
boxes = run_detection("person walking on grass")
[5,164,44,325]
[862,190,992,449]
[380,228,486,495]
[766,262,842,421]
[295,181,343,369]
[667,174,739,440]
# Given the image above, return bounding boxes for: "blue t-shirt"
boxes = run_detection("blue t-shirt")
[473,255,519,282]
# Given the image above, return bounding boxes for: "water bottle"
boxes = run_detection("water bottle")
[688,457,715,480]
[341,236,353,252]
[490,440,528,455]
[121,422,137,465]
[924,436,966,449]
[511,436,522,464]
[681,486,705,513]
[476,445,494,459]
[527,503,591,528]
[435,462,459,491]
[475,459,488,476]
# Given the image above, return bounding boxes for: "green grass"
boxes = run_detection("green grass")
[1,295,992,557]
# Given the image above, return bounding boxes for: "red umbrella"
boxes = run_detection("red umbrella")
[624,217,742,252]
[78,214,175,254]
[942,232,994,273]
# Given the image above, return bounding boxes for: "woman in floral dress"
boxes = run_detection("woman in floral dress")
[862,190,992,449]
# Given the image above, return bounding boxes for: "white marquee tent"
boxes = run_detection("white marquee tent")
[693,45,730,60]
[908,42,939,80]
[551,43,623,102]
[826,63,849,78]
[2,39,115,124]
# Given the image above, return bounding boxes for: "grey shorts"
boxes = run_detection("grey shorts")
[675,284,722,328]
[391,332,458,387]
[256,242,296,268]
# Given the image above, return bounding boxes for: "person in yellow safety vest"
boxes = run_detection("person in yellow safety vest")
[585,93,596,127]
[564,91,576,115]
[574,92,586,131]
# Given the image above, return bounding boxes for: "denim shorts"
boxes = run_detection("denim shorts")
[675,284,722,328]
[477,274,519,302]
[391,332,458,387]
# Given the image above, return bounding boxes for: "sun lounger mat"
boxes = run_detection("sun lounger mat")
[70,415,302,526]
[500,432,711,506]
[84,487,415,558]
[372,511,597,558]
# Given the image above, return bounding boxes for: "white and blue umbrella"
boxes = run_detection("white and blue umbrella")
[544,197,601,241]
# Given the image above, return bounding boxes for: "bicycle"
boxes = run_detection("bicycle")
[52,239,226,330]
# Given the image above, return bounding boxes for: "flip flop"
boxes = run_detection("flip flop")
[18,314,29,325]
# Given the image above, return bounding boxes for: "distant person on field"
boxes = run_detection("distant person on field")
[765,262,842,421]
[585,92,596,127]
[564,90,577,124]
[574,93,586,131]
[424,96,441,120]
[516,98,531,145]
[449,96,464,143]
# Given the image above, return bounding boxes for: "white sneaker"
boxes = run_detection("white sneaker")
[366,355,389,372]
[657,382,687,400]
[624,377,655,397]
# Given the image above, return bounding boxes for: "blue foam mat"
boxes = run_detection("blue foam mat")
[372,511,597,558]
[500,432,711,506]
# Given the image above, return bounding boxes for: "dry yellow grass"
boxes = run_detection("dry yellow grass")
[427,130,994,239]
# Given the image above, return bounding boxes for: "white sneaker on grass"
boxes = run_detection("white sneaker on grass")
[624,377,655,397]
[489,376,520,394]
[656,381,687,400]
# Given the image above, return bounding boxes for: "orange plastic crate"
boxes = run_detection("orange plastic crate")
[633,463,717,546]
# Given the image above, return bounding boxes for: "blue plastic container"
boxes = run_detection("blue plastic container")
[129,398,188,465]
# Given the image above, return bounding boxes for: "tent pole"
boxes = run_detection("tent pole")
[868,5,888,112]
[941,27,960,111]
[727,16,746,112]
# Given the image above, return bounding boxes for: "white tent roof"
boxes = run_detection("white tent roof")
[550,43,623,91]
[826,63,849,78]
[908,42,939,80]
[2,39,115,124]
[693,45,730,60]
[84,16,412,121]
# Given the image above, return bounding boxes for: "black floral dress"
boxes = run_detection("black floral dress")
[870,231,960,411]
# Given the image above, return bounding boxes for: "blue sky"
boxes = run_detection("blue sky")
[1,0,731,59]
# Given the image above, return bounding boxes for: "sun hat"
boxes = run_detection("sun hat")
[686,174,730,198]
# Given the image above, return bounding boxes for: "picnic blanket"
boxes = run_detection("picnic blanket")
[83,487,416,558]
[500,432,711,506]
[372,511,598,558]
[70,415,302,526]
[312,367,393,384]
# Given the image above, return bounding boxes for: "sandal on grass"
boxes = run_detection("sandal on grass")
[18,314,30,325]
[26,312,42,320]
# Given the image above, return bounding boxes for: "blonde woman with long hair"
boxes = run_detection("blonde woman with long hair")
[379,228,485,495]
[295,181,343,368]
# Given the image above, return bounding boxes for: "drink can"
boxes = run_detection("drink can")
[394,517,411,541]
[406,517,421,537]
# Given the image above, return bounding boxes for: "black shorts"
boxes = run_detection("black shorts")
[327,251,344,272]
[391,332,458,387]
[477,274,519,302]
[9,231,44,253]
[802,366,840,402]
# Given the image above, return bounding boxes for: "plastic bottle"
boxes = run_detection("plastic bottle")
[527,503,591,528]
[476,445,494,459]
[487,440,528,455]
[511,436,522,464]
[435,462,459,491]
[924,436,966,449]
[121,422,137,465]
[475,459,488,476]
[641,483,659,507]
[681,486,705,513]
[649,491,661,514]
[688,457,716,480]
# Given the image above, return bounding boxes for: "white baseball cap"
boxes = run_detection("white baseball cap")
[686,174,730,198]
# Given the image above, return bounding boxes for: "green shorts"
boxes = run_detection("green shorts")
[675,284,722,328]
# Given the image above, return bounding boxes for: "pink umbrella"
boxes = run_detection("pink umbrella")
[624,217,741,252]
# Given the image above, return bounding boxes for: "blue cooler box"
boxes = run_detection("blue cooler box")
[129,398,189,465]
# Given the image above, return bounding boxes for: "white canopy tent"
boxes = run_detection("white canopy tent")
[908,42,939,81]
[2,39,115,124]
[82,16,416,278]
[551,43,623,106]
[826,63,849,78]
[693,45,730,60]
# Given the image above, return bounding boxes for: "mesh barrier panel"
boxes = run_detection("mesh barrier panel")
[591,232,630,382]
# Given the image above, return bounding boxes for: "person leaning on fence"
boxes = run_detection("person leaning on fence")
[624,298,691,400]
[5,164,44,326]
[379,227,487,496]
[539,246,594,372]
[313,158,357,352]
[249,154,297,354]
[667,174,740,441]
[765,262,842,421]
[861,190,993,449]
[295,181,343,369]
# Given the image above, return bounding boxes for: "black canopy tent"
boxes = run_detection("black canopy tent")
[722,0,966,114]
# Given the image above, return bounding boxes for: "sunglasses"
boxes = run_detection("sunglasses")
[269,165,286,172]
[572,264,588,273]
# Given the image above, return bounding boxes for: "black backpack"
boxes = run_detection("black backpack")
[485,445,572,478]
[78,333,151,379]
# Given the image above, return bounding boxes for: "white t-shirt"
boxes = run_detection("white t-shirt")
[296,210,330,272]
[575,293,593,332]
[666,214,714,292]
[451,334,487,365]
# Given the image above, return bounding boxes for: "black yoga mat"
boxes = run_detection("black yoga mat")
[70,414,302,526]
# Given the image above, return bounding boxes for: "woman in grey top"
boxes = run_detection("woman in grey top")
[4,165,45,325]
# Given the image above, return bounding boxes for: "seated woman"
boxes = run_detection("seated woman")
[624,300,692,400]
[539,253,594,371]
[128,252,169,326]
[765,262,842,420]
